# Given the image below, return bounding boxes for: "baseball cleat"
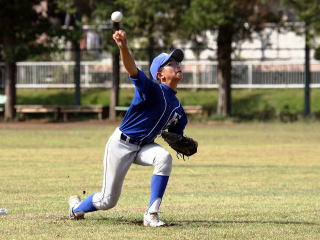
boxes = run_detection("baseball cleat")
[143,212,166,227]
[68,195,85,220]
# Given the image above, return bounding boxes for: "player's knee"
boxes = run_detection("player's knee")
[99,200,117,210]
[94,194,118,210]
[153,149,172,176]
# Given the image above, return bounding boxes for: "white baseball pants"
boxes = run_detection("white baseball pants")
[92,128,172,210]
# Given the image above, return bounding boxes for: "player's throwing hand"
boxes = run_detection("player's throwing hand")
[113,30,127,49]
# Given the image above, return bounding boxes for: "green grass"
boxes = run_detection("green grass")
[17,88,320,120]
[17,88,135,106]
[0,122,319,239]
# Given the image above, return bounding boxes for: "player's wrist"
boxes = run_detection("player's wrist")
[118,42,128,50]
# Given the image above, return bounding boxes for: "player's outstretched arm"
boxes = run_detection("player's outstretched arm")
[113,30,138,78]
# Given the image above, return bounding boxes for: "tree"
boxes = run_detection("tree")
[56,0,129,119]
[54,0,95,106]
[183,0,281,116]
[55,0,121,118]
[116,0,189,71]
[0,0,54,119]
[90,1,124,119]
[281,0,320,116]
[96,0,188,119]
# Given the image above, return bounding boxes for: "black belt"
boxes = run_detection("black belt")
[120,133,142,145]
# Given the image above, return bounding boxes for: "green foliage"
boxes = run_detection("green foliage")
[182,0,281,42]
[17,89,75,105]
[314,47,320,60]
[279,104,298,122]
[118,0,186,37]
[115,0,189,58]
[232,89,306,121]
[16,88,135,106]
[282,0,320,24]
[90,1,122,53]
[282,0,320,39]
[0,0,59,61]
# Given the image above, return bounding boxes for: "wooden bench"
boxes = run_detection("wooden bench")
[115,105,205,115]
[115,106,129,113]
[60,105,105,121]
[15,105,60,121]
[183,105,205,115]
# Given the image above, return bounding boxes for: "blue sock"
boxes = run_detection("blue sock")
[73,194,98,213]
[148,175,169,208]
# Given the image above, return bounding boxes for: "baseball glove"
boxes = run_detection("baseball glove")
[161,131,198,159]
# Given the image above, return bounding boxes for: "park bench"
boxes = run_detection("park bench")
[0,94,6,113]
[60,105,106,121]
[15,105,60,121]
[115,105,130,114]
[183,105,205,115]
[115,105,205,116]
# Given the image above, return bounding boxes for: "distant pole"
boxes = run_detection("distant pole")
[109,21,120,120]
[74,10,81,106]
[304,23,311,117]
[74,41,81,106]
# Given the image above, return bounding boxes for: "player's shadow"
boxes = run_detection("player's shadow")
[94,217,319,227]
[171,219,319,227]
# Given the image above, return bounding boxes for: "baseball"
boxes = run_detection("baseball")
[111,11,123,22]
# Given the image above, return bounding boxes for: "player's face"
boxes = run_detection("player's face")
[160,59,183,82]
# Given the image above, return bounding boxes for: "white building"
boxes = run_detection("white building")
[181,23,315,61]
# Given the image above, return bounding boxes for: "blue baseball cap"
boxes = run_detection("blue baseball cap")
[150,49,184,80]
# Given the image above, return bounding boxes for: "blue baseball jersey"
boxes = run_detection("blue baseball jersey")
[119,69,188,144]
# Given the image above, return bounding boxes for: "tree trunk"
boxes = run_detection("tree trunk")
[109,22,120,120]
[217,24,233,116]
[148,36,154,78]
[4,60,16,120]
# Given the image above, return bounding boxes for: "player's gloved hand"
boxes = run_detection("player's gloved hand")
[161,131,198,160]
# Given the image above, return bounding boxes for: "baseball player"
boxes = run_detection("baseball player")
[68,29,188,227]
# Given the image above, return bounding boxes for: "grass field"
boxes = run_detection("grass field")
[0,121,319,239]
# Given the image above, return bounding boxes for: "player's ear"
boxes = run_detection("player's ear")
[157,72,166,83]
